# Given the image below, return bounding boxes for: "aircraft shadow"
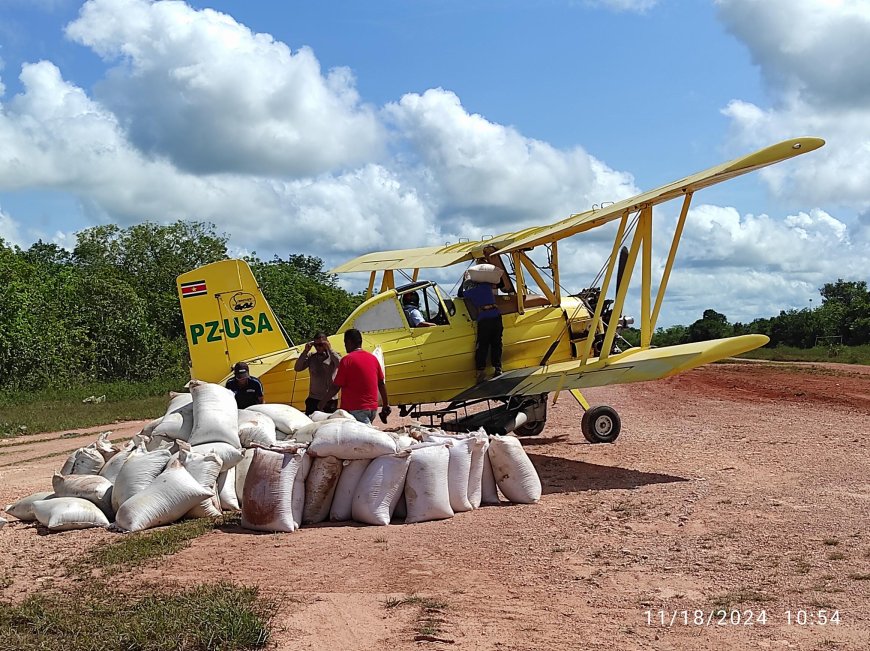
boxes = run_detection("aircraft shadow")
[526,453,688,495]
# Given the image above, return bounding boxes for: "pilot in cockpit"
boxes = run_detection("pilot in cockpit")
[402,291,436,328]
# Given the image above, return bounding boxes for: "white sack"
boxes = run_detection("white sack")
[487,435,541,504]
[467,434,489,509]
[405,444,453,524]
[481,450,501,505]
[140,415,164,437]
[51,473,113,517]
[111,447,172,512]
[217,468,240,511]
[152,411,182,438]
[302,456,343,524]
[237,411,278,448]
[291,451,311,530]
[330,459,369,522]
[139,416,163,436]
[164,391,193,417]
[352,452,410,526]
[189,381,240,447]
[153,404,194,441]
[178,449,223,518]
[190,442,244,470]
[4,491,55,522]
[94,432,119,462]
[292,421,321,444]
[98,440,136,484]
[145,434,176,452]
[309,420,398,460]
[241,446,304,532]
[309,410,332,422]
[247,403,312,436]
[328,409,356,420]
[445,438,475,513]
[115,459,213,532]
[34,496,109,531]
[60,446,104,476]
[234,449,255,499]
[466,263,504,285]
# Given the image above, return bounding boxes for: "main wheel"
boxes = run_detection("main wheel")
[581,405,621,444]
[514,419,546,437]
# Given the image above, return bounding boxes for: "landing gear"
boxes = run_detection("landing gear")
[513,394,547,437]
[581,405,621,444]
[514,419,546,437]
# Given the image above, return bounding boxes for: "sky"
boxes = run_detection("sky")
[0,0,868,327]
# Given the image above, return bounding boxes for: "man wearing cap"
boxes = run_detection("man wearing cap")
[225,361,265,409]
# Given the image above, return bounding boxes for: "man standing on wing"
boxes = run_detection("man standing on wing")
[319,328,391,425]
[294,331,341,415]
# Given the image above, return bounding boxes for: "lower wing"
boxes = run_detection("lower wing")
[449,334,768,401]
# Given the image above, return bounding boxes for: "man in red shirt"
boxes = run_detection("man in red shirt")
[319,328,391,425]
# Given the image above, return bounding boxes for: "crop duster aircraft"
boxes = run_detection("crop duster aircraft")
[177,137,824,443]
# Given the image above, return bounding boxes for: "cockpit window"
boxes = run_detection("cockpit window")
[352,296,406,333]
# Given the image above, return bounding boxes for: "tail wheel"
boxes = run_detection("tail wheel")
[514,420,546,437]
[581,405,621,444]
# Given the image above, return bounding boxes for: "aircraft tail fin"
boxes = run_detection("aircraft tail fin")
[176,259,290,383]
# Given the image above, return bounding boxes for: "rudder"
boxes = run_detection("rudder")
[176,260,289,383]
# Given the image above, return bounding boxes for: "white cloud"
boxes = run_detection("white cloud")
[384,88,638,234]
[0,60,427,258]
[717,0,870,210]
[65,0,384,176]
[586,0,658,13]
[640,203,868,324]
[0,207,22,246]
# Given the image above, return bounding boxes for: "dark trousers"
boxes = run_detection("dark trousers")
[305,397,337,416]
[475,315,503,370]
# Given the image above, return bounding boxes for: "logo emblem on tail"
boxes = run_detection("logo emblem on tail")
[230,292,256,312]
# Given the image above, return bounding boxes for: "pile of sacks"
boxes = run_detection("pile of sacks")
[3,381,542,533]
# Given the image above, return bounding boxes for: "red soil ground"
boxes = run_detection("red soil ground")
[2,361,868,650]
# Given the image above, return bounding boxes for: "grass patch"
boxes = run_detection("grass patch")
[823,538,840,546]
[76,513,240,576]
[826,551,847,561]
[738,344,870,366]
[384,594,450,642]
[0,375,188,439]
[848,572,870,580]
[0,580,273,651]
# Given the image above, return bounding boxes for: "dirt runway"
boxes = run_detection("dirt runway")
[2,361,869,650]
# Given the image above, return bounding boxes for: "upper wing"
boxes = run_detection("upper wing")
[331,137,824,273]
[494,137,824,254]
[448,334,769,402]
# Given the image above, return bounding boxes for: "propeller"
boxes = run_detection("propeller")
[615,245,629,300]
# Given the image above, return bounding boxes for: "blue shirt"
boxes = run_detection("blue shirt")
[404,305,426,327]
[464,283,501,321]
[225,376,264,409]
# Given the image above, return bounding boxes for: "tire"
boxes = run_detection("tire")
[581,405,621,444]
[514,419,546,437]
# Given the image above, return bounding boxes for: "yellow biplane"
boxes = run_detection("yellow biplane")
[176,137,823,442]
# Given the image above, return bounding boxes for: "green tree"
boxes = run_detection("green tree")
[686,309,733,342]
[652,324,688,346]
[816,279,870,345]
[249,255,363,343]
